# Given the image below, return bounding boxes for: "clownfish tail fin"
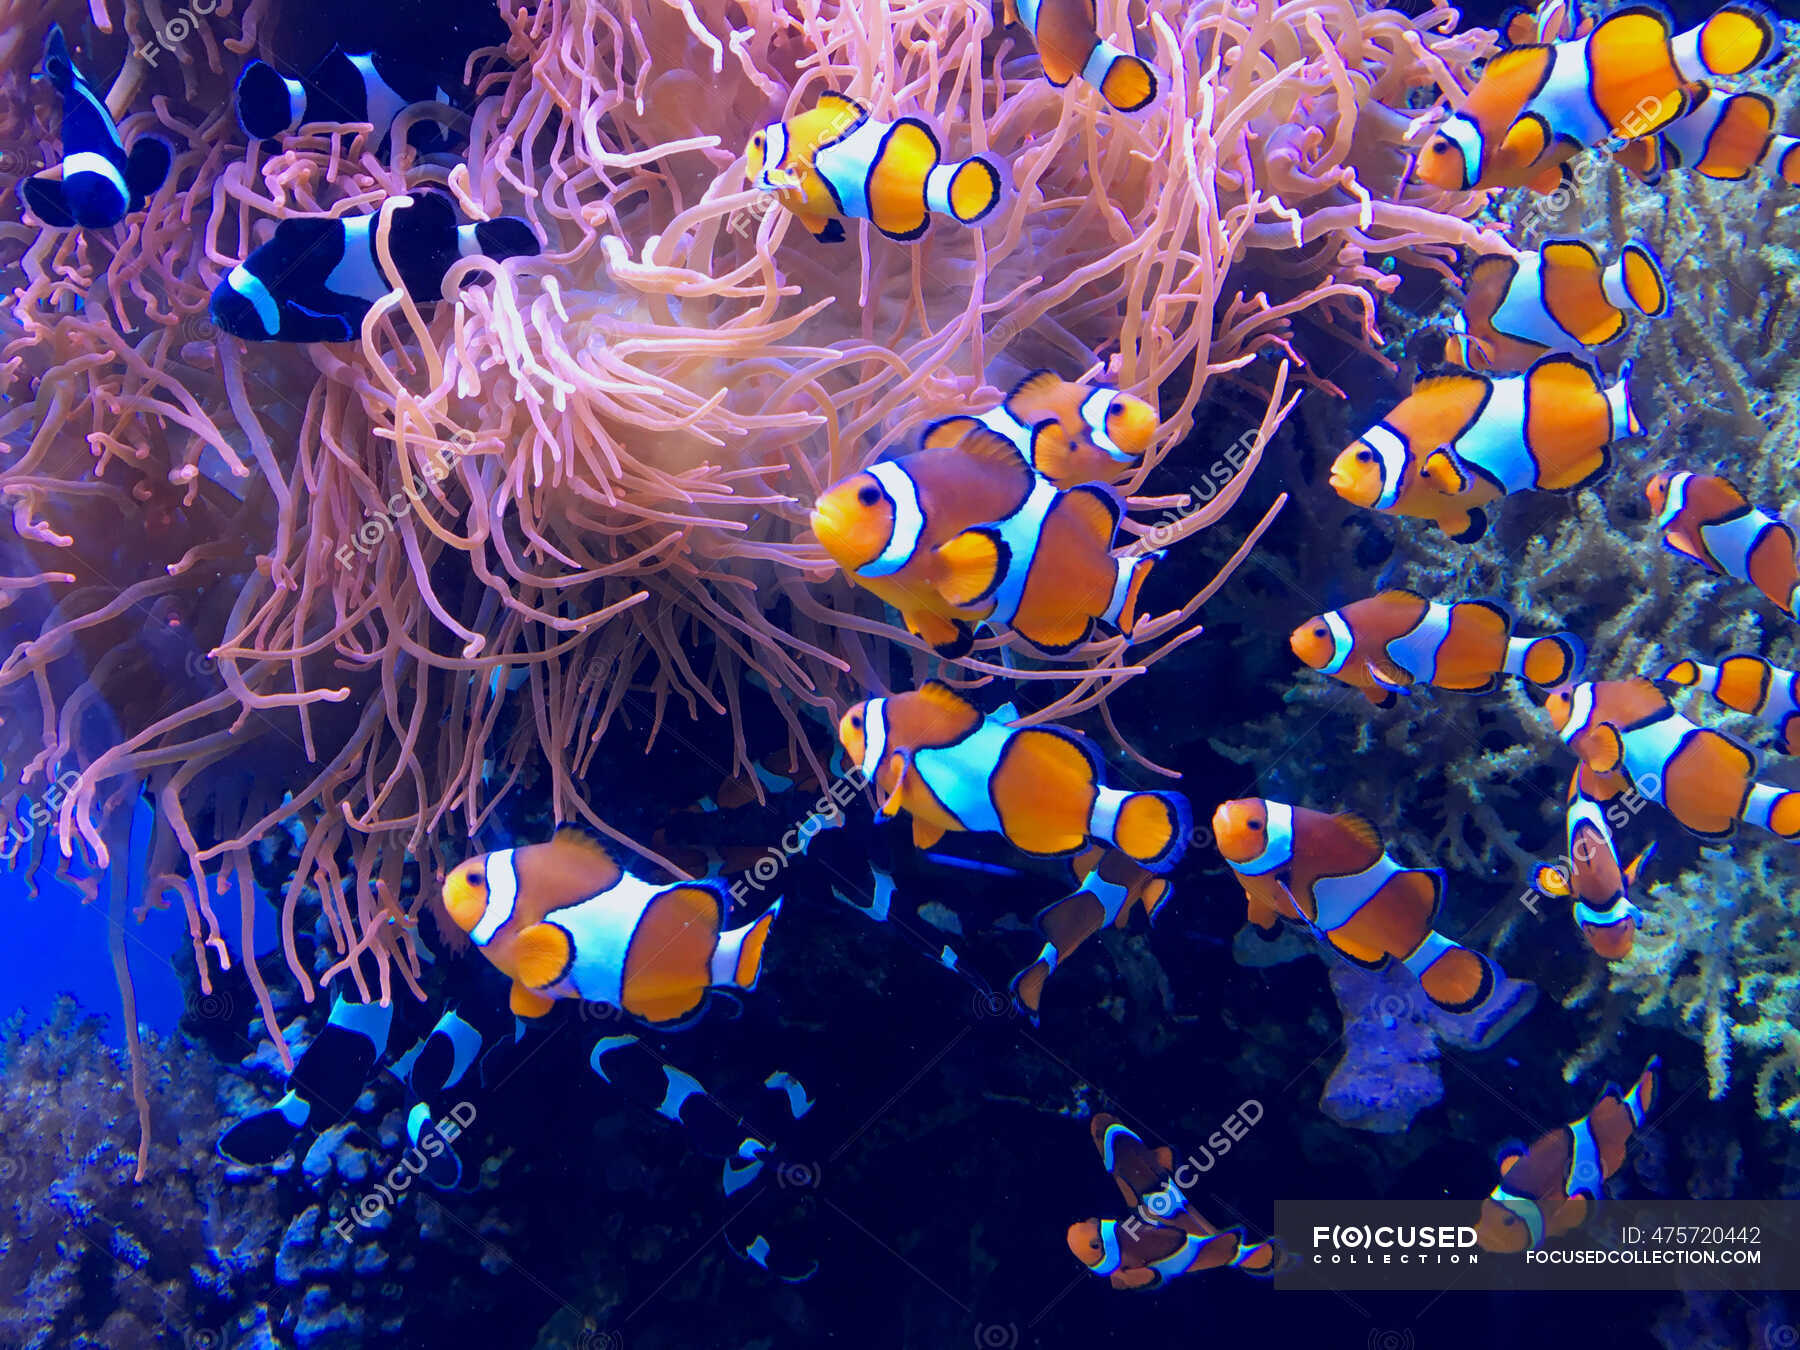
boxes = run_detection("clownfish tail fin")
[712,898,781,991]
[1606,360,1641,439]
[925,154,1004,226]
[1672,4,1777,83]
[1103,550,1161,636]
[1743,783,1800,840]
[1774,138,1800,188]
[1086,41,1160,113]
[235,59,307,140]
[1230,1232,1283,1276]
[1602,243,1669,319]
[1505,631,1585,687]
[1094,788,1191,872]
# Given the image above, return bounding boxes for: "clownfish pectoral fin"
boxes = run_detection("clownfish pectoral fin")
[1525,157,1571,196]
[1585,724,1625,774]
[509,981,556,1018]
[512,921,577,991]
[1658,532,1709,564]
[125,136,174,205]
[1623,841,1658,887]
[878,752,913,817]
[1365,659,1413,694]
[934,527,1009,607]
[1499,113,1552,171]
[911,816,947,849]
[1028,421,1081,485]
[1531,862,1572,898]
[18,175,77,230]
[1004,369,1064,418]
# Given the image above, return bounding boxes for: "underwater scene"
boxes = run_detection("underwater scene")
[5,0,1800,1344]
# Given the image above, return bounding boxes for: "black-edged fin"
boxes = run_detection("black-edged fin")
[126,137,174,206]
[19,176,76,229]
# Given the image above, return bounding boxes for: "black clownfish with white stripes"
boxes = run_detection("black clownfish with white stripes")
[209,192,540,343]
[18,24,172,230]
[234,46,458,153]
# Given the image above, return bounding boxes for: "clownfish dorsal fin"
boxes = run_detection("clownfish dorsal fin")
[1004,369,1064,414]
[512,921,576,991]
[921,415,981,452]
[953,425,1033,476]
[1465,253,1518,294]
[1532,862,1572,898]
[1541,238,1601,274]
[815,91,869,130]
[1495,1138,1527,1173]
[550,823,622,874]
[915,679,980,721]
[1336,811,1385,855]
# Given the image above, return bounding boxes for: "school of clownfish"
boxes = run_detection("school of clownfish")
[20,0,1799,1292]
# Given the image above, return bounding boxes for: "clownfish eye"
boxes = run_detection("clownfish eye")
[850,714,863,728]
[857,485,881,506]
[468,869,484,886]
[1313,626,1327,638]
[1249,819,1264,831]
[1357,449,1373,463]
[752,133,764,150]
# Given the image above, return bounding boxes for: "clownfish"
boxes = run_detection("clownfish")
[1545,678,1800,842]
[744,92,1004,244]
[1011,846,1173,1020]
[919,370,1159,489]
[1662,654,1800,754]
[1289,589,1585,708]
[1499,0,1593,47]
[441,825,782,1021]
[837,681,1191,866]
[1212,799,1515,1022]
[1002,0,1163,113]
[18,24,173,230]
[1412,4,1777,193]
[1331,355,1638,543]
[210,192,540,343]
[1612,87,1800,188]
[1530,770,1654,961]
[235,47,457,153]
[1647,469,1800,619]
[1067,1114,1281,1290]
[1437,240,1668,374]
[1477,1057,1659,1252]
[812,430,1159,657]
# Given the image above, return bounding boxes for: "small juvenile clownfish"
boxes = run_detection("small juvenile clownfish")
[18,25,173,230]
[813,430,1159,656]
[210,193,540,343]
[744,92,1004,244]
[441,825,782,1021]
[1011,846,1173,1020]
[1437,240,1668,375]
[1477,1057,1659,1253]
[837,681,1192,866]
[1331,355,1638,543]
[1067,1114,1281,1291]
[1612,87,1800,188]
[1212,799,1517,1023]
[1531,770,1653,961]
[1498,0,1593,47]
[235,48,456,152]
[1662,654,1800,754]
[1646,469,1800,619]
[1545,678,1800,842]
[1290,589,1585,708]
[919,370,1159,489]
[1412,4,1777,194]
[1002,0,1164,113]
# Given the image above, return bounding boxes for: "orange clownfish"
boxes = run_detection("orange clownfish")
[919,369,1159,489]
[1290,589,1585,708]
[441,826,781,1021]
[813,430,1159,657]
[1438,240,1668,374]
[1530,770,1654,961]
[1003,0,1163,113]
[837,680,1192,866]
[1211,799,1518,1026]
[1545,677,1800,842]
[1647,469,1800,619]
[1010,845,1174,1020]
[1612,87,1800,188]
[1331,355,1638,543]
[1477,1057,1658,1252]
[1662,653,1800,754]
[1499,0,1594,47]
[745,92,1004,244]
[1412,4,1777,193]
[1067,1114,1281,1290]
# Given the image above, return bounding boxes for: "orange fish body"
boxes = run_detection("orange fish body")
[1413,5,1776,192]
[1530,770,1652,961]
[1545,677,1800,841]
[1067,1114,1280,1290]
[441,827,780,1022]
[1010,845,1173,1019]
[837,681,1191,867]
[1663,654,1800,754]
[1289,589,1584,707]
[1477,1058,1658,1252]
[920,369,1159,488]
[1003,0,1163,113]
[1444,240,1668,374]
[1613,88,1800,187]
[1331,357,1637,542]
[1211,798,1506,1017]
[1647,469,1800,618]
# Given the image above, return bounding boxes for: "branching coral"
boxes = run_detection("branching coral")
[0,0,1505,1165]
